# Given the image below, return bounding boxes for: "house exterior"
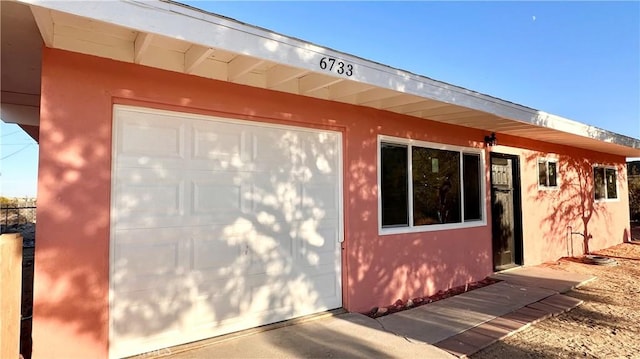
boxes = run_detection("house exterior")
[2,1,639,358]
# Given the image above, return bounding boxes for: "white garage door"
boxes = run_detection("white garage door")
[110,105,343,358]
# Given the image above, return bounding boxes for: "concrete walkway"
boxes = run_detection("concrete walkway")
[158,266,594,359]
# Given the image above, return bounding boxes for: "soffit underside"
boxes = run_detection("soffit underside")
[9,1,640,157]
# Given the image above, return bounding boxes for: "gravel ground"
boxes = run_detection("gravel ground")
[472,225,640,359]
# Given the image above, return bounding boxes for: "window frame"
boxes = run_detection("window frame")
[537,157,559,190]
[377,135,486,235]
[593,165,619,202]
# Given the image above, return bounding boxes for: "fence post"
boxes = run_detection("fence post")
[0,233,23,359]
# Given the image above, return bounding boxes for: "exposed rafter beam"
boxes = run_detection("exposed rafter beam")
[364,94,425,110]
[228,56,264,81]
[134,32,153,64]
[442,116,503,128]
[333,87,398,106]
[184,45,213,74]
[266,65,308,89]
[15,0,639,157]
[299,74,343,94]
[328,81,375,100]
[385,99,447,114]
[30,6,54,47]
[354,88,399,104]
[418,104,475,117]
[426,110,484,121]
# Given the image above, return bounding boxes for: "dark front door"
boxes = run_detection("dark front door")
[490,154,523,270]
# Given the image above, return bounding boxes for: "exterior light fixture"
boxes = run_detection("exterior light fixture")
[484,132,497,147]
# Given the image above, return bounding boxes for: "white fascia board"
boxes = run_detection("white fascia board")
[19,0,640,151]
[535,111,640,149]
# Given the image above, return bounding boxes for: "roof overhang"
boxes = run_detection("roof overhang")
[1,1,42,128]
[3,0,640,157]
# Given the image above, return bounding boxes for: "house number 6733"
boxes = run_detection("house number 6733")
[319,57,353,77]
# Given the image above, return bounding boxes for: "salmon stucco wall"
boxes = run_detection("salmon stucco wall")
[490,135,630,265]
[34,48,629,358]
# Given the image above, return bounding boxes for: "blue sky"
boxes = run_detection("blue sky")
[1,1,638,198]
[0,122,38,198]
[185,0,639,137]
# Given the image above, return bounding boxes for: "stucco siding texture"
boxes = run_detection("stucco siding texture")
[33,48,629,358]
[493,136,629,265]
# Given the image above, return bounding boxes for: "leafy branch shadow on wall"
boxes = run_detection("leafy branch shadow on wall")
[345,126,492,316]
[523,152,614,256]
[35,102,345,357]
[109,120,345,355]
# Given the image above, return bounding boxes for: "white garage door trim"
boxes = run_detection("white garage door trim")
[109,105,344,358]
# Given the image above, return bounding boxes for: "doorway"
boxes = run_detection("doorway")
[490,153,523,271]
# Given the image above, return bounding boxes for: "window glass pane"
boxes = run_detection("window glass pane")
[412,147,460,225]
[606,168,617,199]
[538,159,547,186]
[548,161,557,187]
[381,143,408,226]
[594,167,605,200]
[463,154,482,221]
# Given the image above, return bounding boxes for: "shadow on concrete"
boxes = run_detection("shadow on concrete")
[160,313,453,359]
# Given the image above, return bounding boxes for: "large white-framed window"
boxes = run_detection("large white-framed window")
[593,165,618,201]
[378,135,486,235]
[538,157,558,189]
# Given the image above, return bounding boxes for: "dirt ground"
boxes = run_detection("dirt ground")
[472,225,640,359]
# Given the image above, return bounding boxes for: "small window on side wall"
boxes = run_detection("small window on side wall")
[594,166,618,200]
[538,158,558,188]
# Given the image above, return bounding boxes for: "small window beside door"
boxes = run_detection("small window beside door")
[593,166,618,200]
[538,158,558,189]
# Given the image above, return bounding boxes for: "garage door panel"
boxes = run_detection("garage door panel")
[296,226,339,268]
[114,109,187,170]
[191,279,292,325]
[287,272,340,314]
[301,181,339,220]
[250,132,294,168]
[245,256,290,277]
[311,272,340,301]
[111,106,342,358]
[114,168,185,228]
[189,171,254,217]
[250,182,304,223]
[115,182,184,216]
[119,120,185,158]
[117,278,245,331]
[191,280,244,323]
[302,183,337,208]
[112,276,193,308]
[192,180,244,214]
[192,123,248,162]
[111,288,195,347]
[191,236,242,273]
[112,272,204,333]
[245,233,293,277]
[113,228,190,292]
[298,133,339,177]
[245,281,293,315]
[116,172,256,229]
[195,277,242,301]
[115,240,180,276]
[112,299,183,338]
[114,274,188,297]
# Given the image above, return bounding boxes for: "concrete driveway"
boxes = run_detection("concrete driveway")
[140,266,593,359]
[163,312,454,359]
